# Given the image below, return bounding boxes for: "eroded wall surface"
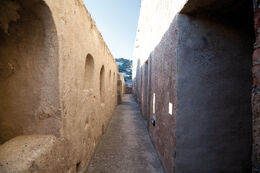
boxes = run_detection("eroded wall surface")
[0,0,60,144]
[133,0,254,172]
[117,73,125,104]
[54,1,118,170]
[0,0,118,172]
[253,1,260,172]
[132,0,187,102]
[176,14,253,173]
[148,19,178,172]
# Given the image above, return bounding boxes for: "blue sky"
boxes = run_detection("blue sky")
[83,0,141,60]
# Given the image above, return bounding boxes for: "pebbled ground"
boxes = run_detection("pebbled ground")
[86,94,164,173]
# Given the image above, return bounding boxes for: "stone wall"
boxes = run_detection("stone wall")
[175,14,253,173]
[124,84,132,94]
[133,0,254,172]
[0,0,118,172]
[0,0,60,144]
[253,1,260,172]
[117,73,125,104]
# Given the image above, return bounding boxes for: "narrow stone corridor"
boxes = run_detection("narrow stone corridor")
[86,94,164,173]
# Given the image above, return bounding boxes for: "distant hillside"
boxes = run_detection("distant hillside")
[115,58,132,85]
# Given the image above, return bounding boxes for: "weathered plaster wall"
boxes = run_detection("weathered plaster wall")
[140,61,148,120]
[132,2,191,172]
[176,14,253,173]
[253,1,260,172]
[117,73,125,104]
[124,84,132,94]
[133,0,254,172]
[0,0,60,144]
[132,0,188,103]
[53,0,118,171]
[0,135,71,172]
[0,0,118,172]
[147,19,178,173]
[132,0,188,78]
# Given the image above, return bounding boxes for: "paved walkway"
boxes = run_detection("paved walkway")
[86,94,164,173]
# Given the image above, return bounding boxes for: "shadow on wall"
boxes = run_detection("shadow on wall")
[132,0,254,172]
[133,59,141,102]
[0,0,60,144]
[0,0,119,172]
[0,0,66,172]
[84,54,95,90]
[100,65,105,103]
[117,73,125,104]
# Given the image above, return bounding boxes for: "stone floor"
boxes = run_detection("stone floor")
[86,94,164,173]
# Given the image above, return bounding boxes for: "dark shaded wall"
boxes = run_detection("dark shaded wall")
[134,60,141,105]
[133,0,254,172]
[147,18,178,173]
[176,14,253,173]
[117,73,125,104]
[140,62,149,120]
[0,0,60,144]
[253,1,260,172]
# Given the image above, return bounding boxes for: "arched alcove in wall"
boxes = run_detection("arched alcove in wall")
[84,54,94,89]
[109,70,111,86]
[0,0,59,144]
[100,66,105,103]
[113,72,116,91]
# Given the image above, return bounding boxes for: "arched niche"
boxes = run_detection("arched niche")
[113,72,116,91]
[0,0,59,144]
[100,66,105,103]
[109,70,111,86]
[84,54,94,89]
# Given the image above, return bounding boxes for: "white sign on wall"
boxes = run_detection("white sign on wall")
[153,93,156,114]
[169,102,173,115]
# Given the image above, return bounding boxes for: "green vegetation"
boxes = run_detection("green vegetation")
[115,58,132,85]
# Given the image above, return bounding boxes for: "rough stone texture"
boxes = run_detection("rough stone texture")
[0,0,20,33]
[86,94,164,173]
[132,1,188,172]
[133,0,254,172]
[140,61,148,120]
[176,14,253,173]
[124,84,132,94]
[0,0,61,144]
[253,92,260,173]
[147,19,178,173]
[117,73,125,104]
[0,0,118,172]
[181,0,250,15]
[0,135,71,173]
[132,0,189,76]
[253,2,260,173]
